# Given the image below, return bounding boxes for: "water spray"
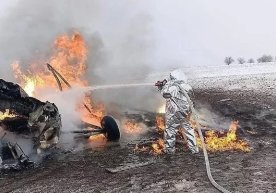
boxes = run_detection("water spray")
[86,83,153,91]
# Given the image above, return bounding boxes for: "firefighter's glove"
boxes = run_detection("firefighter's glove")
[155,79,167,90]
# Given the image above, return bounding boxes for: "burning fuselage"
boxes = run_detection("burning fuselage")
[0,79,62,170]
[11,32,105,135]
[0,79,61,150]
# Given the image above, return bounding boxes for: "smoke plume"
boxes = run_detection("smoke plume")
[0,0,162,113]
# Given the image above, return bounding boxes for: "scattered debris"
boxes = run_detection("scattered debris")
[0,138,34,171]
[0,79,61,170]
[217,98,232,103]
[106,160,155,173]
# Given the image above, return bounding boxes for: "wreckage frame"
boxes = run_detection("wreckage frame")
[0,64,120,170]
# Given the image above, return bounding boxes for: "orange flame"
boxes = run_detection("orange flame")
[0,109,16,120]
[88,134,106,142]
[156,115,165,132]
[12,62,44,96]
[135,118,250,155]
[87,134,107,148]
[123,119,144,134]
[134,144,149,153]
[78,95,105,126]
[11,32,104,127]
[134,138,165,155]
[12,32,88,95]
[151,138,165,155]
[196,121,250,152]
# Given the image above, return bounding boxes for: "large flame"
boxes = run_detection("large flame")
[135,116,250,155]
[11,32,104,128]
[12,62,44,96]
[196,121,250,152]
[12,32,88,96]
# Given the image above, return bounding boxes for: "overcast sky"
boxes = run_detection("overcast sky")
[153,0,276,67]
[0,0,275,79]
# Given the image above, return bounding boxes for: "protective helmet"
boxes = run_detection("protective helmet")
[169,69,188,82]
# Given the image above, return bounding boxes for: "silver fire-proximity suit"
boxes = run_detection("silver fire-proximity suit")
[159,70,199,154]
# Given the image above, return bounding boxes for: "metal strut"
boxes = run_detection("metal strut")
[46,63,72,91]
[46,63,92,114]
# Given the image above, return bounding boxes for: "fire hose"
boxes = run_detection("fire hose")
[183,89,232,193]
[196,124,231,193]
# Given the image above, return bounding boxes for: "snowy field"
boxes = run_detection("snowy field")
[186,62,276,78]
[147,62,276,81]
[147,62,276,99]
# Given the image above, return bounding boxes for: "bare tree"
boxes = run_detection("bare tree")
[257,55,273,63]
[237,57,245,64]
[247,58,255,63]
[224,57,234,65]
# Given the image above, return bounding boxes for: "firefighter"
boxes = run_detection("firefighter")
[155,69,199,154]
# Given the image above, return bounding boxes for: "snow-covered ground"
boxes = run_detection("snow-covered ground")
[186,62,276,78]
[146,62,276,97]
[147,62,276,80]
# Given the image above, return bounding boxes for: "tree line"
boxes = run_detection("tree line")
[224,55,275,65]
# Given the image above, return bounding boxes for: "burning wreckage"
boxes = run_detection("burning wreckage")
[0,33,121,170]
[0,32,260,193]
[0,78,120,170]
[0,78,60,169]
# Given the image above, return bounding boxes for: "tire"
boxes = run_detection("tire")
[101,116,120,141]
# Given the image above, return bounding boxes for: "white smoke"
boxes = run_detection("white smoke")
[0,0,155,81]
[0,127,38,163]
[36,87,86,148]
[0,0,164,113]
[37,87,84,130]
[194,103,232,131]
